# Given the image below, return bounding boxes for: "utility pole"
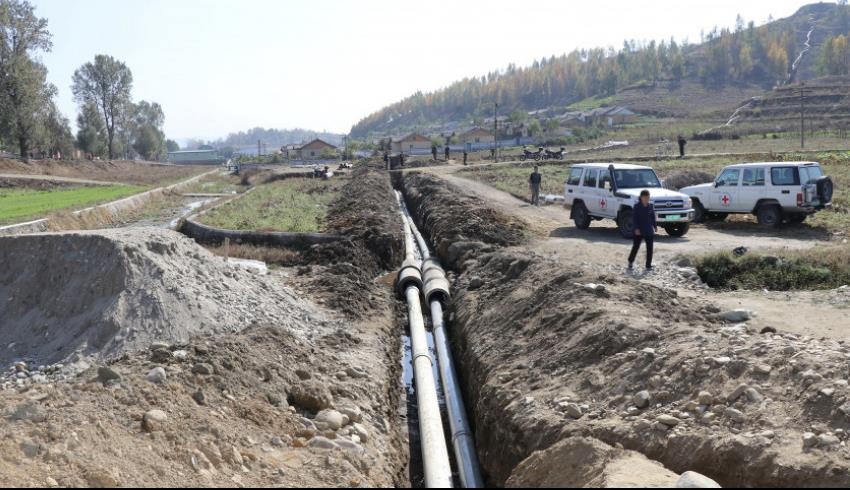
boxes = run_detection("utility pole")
[258,139,262,158]
[493,102,499,162]
[798,82,811,149]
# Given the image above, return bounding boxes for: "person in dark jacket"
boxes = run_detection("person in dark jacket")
[529,166,542,206]
[445,146,450,161]
[628,190,657,271]
[432,145,438,161]
[677,135,687,159]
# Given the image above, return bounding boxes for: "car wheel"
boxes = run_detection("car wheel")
[692,201,707,223]
[573,202,592,230]
[664,224,690,237]
[817,176,834,204]
[756,204,782,228]
[617,208,635,238]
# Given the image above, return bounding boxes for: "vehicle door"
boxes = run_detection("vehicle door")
[769,166,801,208]
[581,169,602,215]
[565,167,584,205]
[739,167,767,212]
[597,168,617,218]
[711,167,742,211]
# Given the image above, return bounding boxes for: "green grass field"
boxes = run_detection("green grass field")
[198,178,340,233]
[0,185,147,225]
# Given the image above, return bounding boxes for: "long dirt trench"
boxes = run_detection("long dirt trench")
[395,170,850,488]
[3,162,850,488]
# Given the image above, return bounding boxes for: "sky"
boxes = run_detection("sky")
[31,0,816,142]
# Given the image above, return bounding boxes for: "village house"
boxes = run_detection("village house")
[460,127,495,145]
[297,139,338,160]
[392,133,432,154]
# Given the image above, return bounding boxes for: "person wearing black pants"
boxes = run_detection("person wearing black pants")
[628,190,657,272]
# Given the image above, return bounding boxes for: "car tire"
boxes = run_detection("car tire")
[817,176,834,204]
[692,201,707,223]
[573,202,592,230]
[617,208,635,238]
[756,204,782,228]
[664,224,690,237]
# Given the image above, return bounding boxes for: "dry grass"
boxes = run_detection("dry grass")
[697,246,850,291]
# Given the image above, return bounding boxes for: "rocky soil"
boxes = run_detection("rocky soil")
[401,172,850,487]
[0,164,410,487]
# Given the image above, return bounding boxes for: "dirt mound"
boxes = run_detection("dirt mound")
[506,437,679,488]
[299,164,404,318]
[0,228,322,367]
[451,249,850,487]
[0,158,203,186]
[0,321,406,488]
[400,172,527,262]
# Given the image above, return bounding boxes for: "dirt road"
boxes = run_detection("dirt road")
[438,172,848,340]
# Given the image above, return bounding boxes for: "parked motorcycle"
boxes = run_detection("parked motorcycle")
[544,147,566,160]
[519,146,545,162]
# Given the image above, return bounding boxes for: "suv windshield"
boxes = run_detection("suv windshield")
[799,165,824,184]
[613,169,662,189]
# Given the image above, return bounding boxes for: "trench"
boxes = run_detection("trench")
[393,185,484,489]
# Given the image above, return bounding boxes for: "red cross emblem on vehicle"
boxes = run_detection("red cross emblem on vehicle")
[600,199,607,209]
[721,195,731,206]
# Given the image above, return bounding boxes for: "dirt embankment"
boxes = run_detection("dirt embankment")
[0,158,205,186]
[399,172,527,263]
[0,223,408,487]
[299,164,404,318]
[401,173,850,488]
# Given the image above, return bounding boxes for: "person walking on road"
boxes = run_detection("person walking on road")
[432,145,438,161]
[444,146,450,161]
[628,190,657,272]
[677,135,687,159]
[463,150,468,166]
[529,165,542,206]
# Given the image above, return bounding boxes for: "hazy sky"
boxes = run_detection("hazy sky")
[32,0,814,141]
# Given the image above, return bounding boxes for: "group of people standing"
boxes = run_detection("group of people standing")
[528,167,656,271]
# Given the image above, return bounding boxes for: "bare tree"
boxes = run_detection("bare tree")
[71,55,133,160]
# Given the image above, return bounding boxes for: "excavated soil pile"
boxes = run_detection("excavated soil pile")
[403,174,850,487]
[300,164,404,318]
[0,320,405,487]
[401,172,527,265]
[0,228,321,367]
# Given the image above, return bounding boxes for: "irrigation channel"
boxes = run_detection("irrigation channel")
[395,191,484,489]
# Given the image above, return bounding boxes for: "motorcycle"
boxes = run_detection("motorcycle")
[519,147,545,162]
[544,147,566,160]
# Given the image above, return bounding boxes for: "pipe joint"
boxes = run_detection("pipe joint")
[397,259,423,296]
[422,257,451,305]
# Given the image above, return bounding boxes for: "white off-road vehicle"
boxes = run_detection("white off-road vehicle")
[565,163,696,238]
[681,162,834,227]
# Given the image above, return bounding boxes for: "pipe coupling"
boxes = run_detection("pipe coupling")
[397,259,423,296]
[422,257,451,304]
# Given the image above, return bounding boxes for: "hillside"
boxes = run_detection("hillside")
[350,2,850,138]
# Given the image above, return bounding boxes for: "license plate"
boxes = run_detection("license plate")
[664,215,681,221]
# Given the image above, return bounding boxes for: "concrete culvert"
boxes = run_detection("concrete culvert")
[0,228,324,367]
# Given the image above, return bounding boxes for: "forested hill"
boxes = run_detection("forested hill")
[350,3,850,138]
[214,127,344,149]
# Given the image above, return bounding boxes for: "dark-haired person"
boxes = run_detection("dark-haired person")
[628,190,657,272]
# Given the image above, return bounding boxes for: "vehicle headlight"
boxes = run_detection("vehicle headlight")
[685,197,693,209]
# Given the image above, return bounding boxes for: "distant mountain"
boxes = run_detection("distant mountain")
[214,127,345,150]
[350,3,850,138]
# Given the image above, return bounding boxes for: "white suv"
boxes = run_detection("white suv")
[681,162,834,227]
[565,163,696,238]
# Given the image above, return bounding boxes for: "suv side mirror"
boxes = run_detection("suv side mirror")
[714,181,721,188]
